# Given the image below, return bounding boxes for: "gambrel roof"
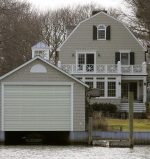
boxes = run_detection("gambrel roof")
[58,11,146,51]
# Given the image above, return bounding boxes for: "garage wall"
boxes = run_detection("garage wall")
[0,59,86,131]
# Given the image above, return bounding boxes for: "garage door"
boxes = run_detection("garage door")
[3,84,72,131]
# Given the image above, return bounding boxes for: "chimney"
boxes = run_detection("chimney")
[66,25,76,37]
[92,10,107,16]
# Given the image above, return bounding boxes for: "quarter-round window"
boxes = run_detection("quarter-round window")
[97,25,106,40]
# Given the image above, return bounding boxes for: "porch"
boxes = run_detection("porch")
[60,62,147,75]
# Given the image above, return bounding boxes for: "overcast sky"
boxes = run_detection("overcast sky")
[24,0,125,11]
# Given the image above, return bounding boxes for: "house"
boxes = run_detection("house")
[0,42,88,143]
[57,11,147,114]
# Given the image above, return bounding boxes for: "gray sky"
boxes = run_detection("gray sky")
[24,0,125,11]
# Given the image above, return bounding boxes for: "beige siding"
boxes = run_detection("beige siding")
[59,13,145,65]
[0,59,85,131]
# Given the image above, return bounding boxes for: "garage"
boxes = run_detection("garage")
[0,57,88,134]
[3,84,73,131]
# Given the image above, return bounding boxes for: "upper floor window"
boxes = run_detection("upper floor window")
[97,25,106,40]
[115,51,135,65]
[93,25,110,40]
[121,53,129,65]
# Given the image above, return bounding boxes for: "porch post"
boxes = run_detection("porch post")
[142,62,147,75]
[143,77,147,103]
[117,61,121,74]
[117,76,121,98]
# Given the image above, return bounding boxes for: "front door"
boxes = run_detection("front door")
[121,82,137,101]
[129,82,137,100]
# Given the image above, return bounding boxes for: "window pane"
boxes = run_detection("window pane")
[98,30,105,39]
[108,82,116,97]
[97,82,105,97]
[78,54,85,64]
[78,54,85,70]
[85,82,93,88]
[121,53,129,65]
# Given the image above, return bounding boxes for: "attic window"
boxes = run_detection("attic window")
[34,50,45,58]
[97,25,106,40]
[93,25,111,40]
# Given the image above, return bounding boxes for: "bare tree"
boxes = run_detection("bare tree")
[124,0,150,42]
[0,0,43,75]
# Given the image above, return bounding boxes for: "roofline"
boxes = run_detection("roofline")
[0,57,89,88]
[58,11,146,51]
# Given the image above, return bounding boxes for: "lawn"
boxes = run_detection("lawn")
[107,119,150,132]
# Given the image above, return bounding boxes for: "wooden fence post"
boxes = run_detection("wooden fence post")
[128,91,134,148]
[88,116,93,145]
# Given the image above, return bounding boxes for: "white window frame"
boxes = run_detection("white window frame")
[76,51,96,68]
[84,77,94,88]
[119,50,131,65]
[97,24,106,40]
[32,49,49,60]
[96,78,105,97]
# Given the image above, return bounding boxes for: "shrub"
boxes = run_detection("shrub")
[91,102,117,114]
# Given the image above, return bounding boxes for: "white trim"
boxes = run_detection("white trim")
[58,12,146,51]
[97,24,106,40]
[76,51,96,66]
[2,82,74,131]
[0,56,89,88]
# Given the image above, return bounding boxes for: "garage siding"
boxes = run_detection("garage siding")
[0,59,85,131]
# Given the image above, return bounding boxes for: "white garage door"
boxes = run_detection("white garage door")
[3,84,72,131]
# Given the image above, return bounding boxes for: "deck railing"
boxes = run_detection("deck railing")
[59,62,147,75]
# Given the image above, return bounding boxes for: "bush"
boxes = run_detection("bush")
[91,102,117,114]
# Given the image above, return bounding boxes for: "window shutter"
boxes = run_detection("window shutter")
[106,25,111,40]
[130,52,135,65]
[93,25,97,40]
[115,52,120,64]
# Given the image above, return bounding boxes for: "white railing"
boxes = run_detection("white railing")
[61,64,118,74]
[60,62,147,75]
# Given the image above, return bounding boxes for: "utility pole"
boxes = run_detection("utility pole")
[128,91,134,148]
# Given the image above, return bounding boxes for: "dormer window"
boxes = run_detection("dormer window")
[97,25,106,40]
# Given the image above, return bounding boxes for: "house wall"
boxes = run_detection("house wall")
[0,59,86,131]
[59,13,145,65]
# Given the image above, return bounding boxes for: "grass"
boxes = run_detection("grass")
[107,119,150,132]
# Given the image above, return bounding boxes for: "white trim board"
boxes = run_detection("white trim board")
[0,56,89,88]
[1,82,74,131]
[58,12,146,51]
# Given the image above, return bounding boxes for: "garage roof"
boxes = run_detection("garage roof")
[0,56,89,88]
